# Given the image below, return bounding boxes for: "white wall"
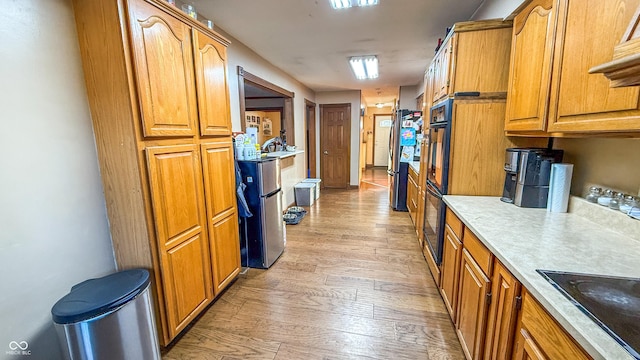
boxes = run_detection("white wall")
[316,91,362,187]
[471,0,523,20]
[0,1,116,359]
[399,85,419,110]
[216,28,316,205]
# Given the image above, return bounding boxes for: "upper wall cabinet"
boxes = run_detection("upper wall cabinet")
[504,0,556,132]
[193,30,232,137]
[128,0,199,137]
[506,0,640,135]
[430,20,513,106]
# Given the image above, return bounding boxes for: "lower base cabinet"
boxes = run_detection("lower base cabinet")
[512,291,590,360]
[438,210,590,360]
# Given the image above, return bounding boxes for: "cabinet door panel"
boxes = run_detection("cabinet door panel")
[201,140,236,220]
[210,213,241,294]
[162,234,211,335]
[146,144,212,338]
[193,30,232,136]
[456,248,490,360]
[146,145,206,249]
[514,329,548,360]
[513,292,590,360]
[440,225,462,321]
[484,260,521,360]
[200,140,240,294]
[505,0,556,131]
[128,0,198,137]
[549,0,640,132]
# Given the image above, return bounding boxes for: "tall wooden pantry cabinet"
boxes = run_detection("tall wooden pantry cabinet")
[72,0,240,345]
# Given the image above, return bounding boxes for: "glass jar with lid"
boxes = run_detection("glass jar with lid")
[585,186,602,203]
[620,195,638,213]
[609,192,625,210]
[597,189,615,206]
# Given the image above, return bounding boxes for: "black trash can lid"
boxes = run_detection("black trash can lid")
[51,269,150,324]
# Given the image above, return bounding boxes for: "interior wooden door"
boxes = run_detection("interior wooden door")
[548,0,640,133]
[145,144,212,339]
[504,0,557,132]
[193,29,232,137]
[128,0,198,137]
[320,104,351,188]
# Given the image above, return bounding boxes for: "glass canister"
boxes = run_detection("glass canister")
[597,189,614,206]
[609,192,625,210]
[181,4,197,19]
[620,195,638,213]
[585,186,602,203]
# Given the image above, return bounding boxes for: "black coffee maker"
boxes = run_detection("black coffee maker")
[500,148,532,203]
[513,148,564,208]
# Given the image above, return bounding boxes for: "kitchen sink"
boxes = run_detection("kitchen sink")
[537,270,640,359]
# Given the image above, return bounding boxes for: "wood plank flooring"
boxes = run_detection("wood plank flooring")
[163,183,464,360]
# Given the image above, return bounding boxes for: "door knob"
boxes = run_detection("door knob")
[323,150,328,155]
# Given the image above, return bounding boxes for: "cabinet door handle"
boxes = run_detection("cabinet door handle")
[323,150,328,155]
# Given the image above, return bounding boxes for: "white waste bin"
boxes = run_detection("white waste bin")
[301,178,322,200]
[51,269,160,360]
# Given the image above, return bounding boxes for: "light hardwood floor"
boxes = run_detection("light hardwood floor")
[162,182,464,359]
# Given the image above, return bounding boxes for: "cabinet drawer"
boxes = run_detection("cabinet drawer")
[445,207,463,239]
[463,228,492,275]
[514,291,590,360]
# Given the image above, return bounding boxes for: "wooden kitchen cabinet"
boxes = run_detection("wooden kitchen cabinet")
[201,140,241,294]
[547,0,640,133]
[456,247,492,360]
[484,259,522,360]
[146,144,213,337]
[512,290,590,360]
[431,20,513,106]
[440,209,463,322]
[407,166,419,224]
[128,0,199,138]
[193,30,233,137]
[506,0,640,135]
[504,0,556,133]
[72,0,239,345]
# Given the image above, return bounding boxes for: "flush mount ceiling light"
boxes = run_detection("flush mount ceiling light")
[357,0,378,6]
[330,0,378,9]
[376,103,384,108]
[349,56,379,80]
[330,0,352,9]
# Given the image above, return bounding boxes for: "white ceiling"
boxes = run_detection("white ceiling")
[189,0,485,106]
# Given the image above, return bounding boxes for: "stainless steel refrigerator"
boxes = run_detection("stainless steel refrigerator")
[237,157,285,268]
[388,109,422,211]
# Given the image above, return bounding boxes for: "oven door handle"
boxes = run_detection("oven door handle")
[425,182,442,198]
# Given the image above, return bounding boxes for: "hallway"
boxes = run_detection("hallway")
[163,184,464,359]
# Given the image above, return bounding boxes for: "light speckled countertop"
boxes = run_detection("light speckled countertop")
[265,149,304,159]
[408,161,420,174]
[443,195,640,360]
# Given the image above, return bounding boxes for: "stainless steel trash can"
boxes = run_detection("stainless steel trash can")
[51,269,160,360]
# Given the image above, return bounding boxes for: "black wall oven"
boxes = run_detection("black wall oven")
[422,99,452,265]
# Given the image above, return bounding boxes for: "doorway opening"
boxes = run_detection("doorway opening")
[237,66,294,147]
